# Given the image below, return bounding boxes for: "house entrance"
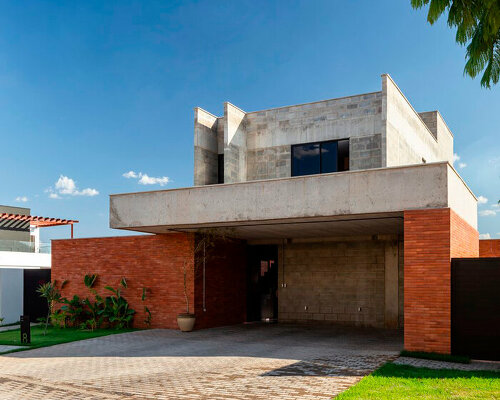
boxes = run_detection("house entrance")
[247,245,278,322]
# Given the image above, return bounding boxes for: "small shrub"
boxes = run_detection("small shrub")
[61,295,87,327]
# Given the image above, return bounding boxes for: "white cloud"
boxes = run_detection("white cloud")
[479,233,491,239]
[477,195,488,204]
[15,196,28,203]
[458,162,467,169]
[453,153,460,164]
[55,175,77,195]
[48,175,99,198]
[123,171,170,187]
[123,171,138,179]
[138,174,170,186]
[479,210,496,217]
[78,188,99,196]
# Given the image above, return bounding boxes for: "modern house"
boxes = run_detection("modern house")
[52,75,499,355]
[0,205,77,324]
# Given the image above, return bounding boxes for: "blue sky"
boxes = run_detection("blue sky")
[0,0,498,242]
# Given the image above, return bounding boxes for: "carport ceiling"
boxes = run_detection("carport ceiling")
[136,215,404,240]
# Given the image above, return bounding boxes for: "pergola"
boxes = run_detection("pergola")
[0,213,79,238]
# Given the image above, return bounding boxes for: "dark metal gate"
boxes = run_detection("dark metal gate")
[451,258,500,360]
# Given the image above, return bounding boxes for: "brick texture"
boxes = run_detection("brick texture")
[52,234,195,329]
[52,234,248,330]
[404,208,478,354]
[479,239,500,257]
[194,238,247,329]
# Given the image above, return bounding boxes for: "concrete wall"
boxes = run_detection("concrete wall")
[111,162,477,231]
[194,108,219,186]
[383,75,453,167]
[0,268,23,324]
[277,237,402,328]
[244,92,383,180]
[224,103,247,183]
[193,75,456,185]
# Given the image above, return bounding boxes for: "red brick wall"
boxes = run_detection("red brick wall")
[194,238,247,329]
[52,234,195,329]
[404,208,479,354]
[450,209,479,258]
[479,240,500,257]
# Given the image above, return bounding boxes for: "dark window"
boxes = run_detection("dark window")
[320,141,338,173]
[292,139,349,177]
[337,139,349,172]
[217,154,224,184]
[291,143,320,176]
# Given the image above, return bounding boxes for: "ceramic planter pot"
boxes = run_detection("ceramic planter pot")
[177,313,196,332]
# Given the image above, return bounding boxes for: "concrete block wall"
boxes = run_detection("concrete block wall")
[383,75,454,167]
[224,103,247,183]
[247,145,291,181]
[194,75,456,185]
[194,108,218,185]
[277,238,403,328]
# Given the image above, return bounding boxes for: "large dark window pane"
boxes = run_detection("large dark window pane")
[337,139,349,171]
[320,141,338,173]
[292,143,320,176]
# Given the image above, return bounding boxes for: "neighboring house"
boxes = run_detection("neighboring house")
[52,74,497,355]
[0,205,77,324]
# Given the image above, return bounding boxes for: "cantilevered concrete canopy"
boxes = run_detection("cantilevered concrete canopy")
[109,162,477,239]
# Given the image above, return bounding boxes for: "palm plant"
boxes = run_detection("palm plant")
[37,280,67,335]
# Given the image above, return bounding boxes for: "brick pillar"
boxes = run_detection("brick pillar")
[404,208,478,354]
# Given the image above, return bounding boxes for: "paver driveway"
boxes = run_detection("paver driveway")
[0,324,401,399]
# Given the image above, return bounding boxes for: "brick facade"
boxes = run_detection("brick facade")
[52,234,248,330]
[479,239,500,257]
[52,234,195,329]
[404,208,478,354]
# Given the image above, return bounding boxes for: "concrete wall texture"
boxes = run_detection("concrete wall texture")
[194,74,454,185]
[277,238,402,329]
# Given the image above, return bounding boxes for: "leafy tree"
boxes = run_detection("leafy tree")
[412,0,500,87]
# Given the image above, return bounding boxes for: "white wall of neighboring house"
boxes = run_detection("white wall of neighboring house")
[0,268,23,324]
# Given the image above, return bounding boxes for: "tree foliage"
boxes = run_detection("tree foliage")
[412,0,500,87]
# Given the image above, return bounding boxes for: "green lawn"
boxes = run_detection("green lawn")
[0,325,136,354]
[336,362,500,399]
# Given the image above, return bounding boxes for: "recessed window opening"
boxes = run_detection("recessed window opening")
[291,139,349,177]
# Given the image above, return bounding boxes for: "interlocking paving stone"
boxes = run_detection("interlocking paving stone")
[394,356,500,371]
[0,324,401,399]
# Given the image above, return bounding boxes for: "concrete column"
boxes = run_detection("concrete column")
[384,240,399,329]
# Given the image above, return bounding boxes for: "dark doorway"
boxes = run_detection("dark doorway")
[24,269,51,321]
[451,258,500,360]
[247,245,278,322]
